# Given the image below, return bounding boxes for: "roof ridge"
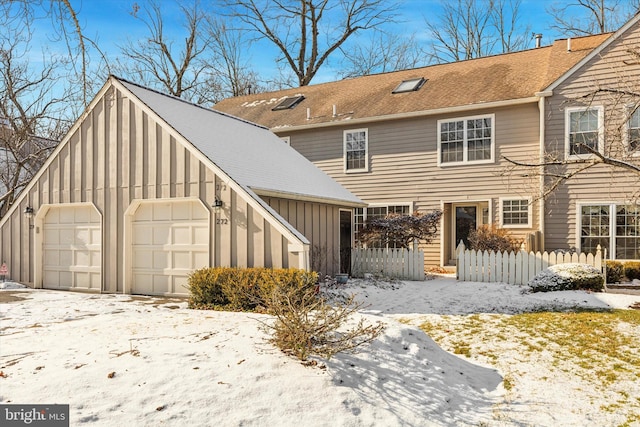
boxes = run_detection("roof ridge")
[110,74,269,131]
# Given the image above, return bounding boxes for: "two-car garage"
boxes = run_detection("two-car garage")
[36,199,210,296]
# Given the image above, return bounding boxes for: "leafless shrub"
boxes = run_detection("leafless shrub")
[263,285,385,361]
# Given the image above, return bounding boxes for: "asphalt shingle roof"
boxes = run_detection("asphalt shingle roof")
[214,34,611,129]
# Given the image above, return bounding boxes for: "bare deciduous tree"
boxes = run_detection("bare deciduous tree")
[427,0,531,64]
[222,0,398,86]
[338,30,425,78]
[205,17,263,98]
[546,0,640,36]
[0,12,73,217]
[117,1,215,104]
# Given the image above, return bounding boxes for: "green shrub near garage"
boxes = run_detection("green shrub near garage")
[187,267,318,311]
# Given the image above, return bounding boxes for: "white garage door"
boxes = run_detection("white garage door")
[42,205,102,290]
[131,200,209,296]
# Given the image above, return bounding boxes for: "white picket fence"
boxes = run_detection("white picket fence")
[456,242,603,285]
[351,247,425,280]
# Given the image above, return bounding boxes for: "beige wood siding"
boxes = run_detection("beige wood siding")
[0,84,304,288]
[263,196,342,276]
[279,103,542,267]
[544,22,640,253]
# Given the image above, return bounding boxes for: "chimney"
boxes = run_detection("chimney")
[535,34,542,48]
[567,37,572,52]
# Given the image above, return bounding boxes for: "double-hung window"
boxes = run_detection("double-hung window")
[437,114,494,166]
[565,106,604,158]
[500,198,531,228]
[580,203,640,260]
[626,107,640,154]
[344,129,368,172]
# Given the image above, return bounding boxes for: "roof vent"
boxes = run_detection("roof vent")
[272,95,305,111]
[392,77,426,94]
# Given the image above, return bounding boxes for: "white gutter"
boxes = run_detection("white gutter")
[252,188,366,208]
[271,96,541,133]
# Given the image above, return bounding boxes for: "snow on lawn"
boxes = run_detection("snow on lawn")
[1,277,639,427]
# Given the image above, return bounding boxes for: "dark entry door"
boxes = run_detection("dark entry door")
[455,206,477,249]
[339,210,352,274]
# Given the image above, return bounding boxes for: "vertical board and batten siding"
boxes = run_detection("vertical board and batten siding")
[263,196,342,276]
[544,23,640,252]
[0,85,296,288]
[284,103,541,268]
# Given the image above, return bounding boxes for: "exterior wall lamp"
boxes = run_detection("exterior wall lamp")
[213,198,223,213]
[24,206,34,218]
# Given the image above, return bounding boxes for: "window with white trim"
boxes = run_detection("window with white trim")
[500,198,531,228]
[580,203,640,259]
[344,129,368,172]
[566,106,603,158]
[626,107,640,154]
[437,114,494,166]
[354,204,411,248]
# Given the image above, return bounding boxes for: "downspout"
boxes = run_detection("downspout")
[537,92,551,251]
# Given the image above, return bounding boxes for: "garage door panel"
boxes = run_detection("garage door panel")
[153,251,169,269]
[59,208,76,224]
[172,226,191,244]
[193,227,209,245]
[153,227,170,245]
[59,249,73,266]
[172,202,191,220]
[134,250,153,269]
[42,205,102,291]
[59,228,75,245]
[153,204,172,221]
[173,251,190,267]
[193,251,209,268]
[134,226,153,245]
[131,200,209,296]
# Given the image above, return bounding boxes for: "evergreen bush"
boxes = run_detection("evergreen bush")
[605,260,624,283]
[528,263,604,293]
[187,267,318,311]
[624,261,640,281]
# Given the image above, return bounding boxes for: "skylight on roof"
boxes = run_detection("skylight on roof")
[272,95,305,111]
[392,77,426,94]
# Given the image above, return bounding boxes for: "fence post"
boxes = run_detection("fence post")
[456,241,466,280]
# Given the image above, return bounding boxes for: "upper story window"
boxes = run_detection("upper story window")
[500,198,531,228]
[626,106,640,154]
[344,129,368,172]
[437,114,494,166]
[565,106,603,158]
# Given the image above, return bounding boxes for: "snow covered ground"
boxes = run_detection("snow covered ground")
[1,277,638,426]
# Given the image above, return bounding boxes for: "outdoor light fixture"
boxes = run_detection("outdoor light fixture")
[24,206,34,218]
[213,198,223,213]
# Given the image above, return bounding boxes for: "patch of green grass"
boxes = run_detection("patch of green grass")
[417,309,640,418]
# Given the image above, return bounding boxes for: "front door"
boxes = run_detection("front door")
[455,206,477,250]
